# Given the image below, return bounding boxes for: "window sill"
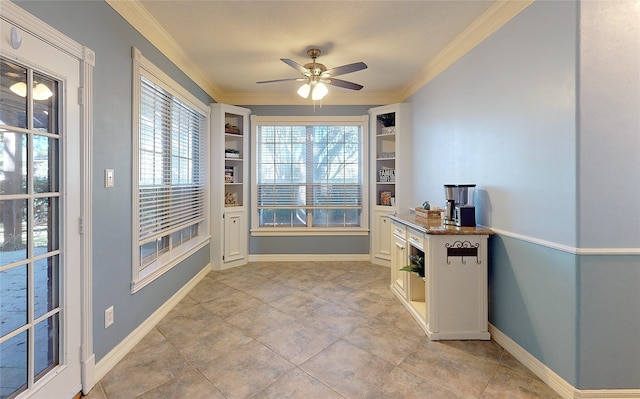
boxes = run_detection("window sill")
[131,235,210,293]
[250,228,369,237]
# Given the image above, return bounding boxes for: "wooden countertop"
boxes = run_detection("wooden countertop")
[389,214,494,236]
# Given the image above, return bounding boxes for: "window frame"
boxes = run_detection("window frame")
[251,115,369,236]
[131,48,210,292]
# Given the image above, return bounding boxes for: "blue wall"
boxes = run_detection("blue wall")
[408,0,639,390]
[14,0,213,361]
[575,0,640,389]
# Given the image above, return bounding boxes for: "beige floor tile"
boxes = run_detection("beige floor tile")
[482,366,561,399]
[440,339,505,364]
[198,340,294,399]
[169,320,253,368]
[251,368,345,399]
[188,278,242,304]
[155,303,224,342]
[225,302,297,338]
[341,289,396,318]
[329,271,382,290]
[267,289,329,318]
[136,366,224,399]
[82,384,107,399]
[303,279,356,303]
[100,338,190,399]
[200,289,263,320]
[299,302,370,337]
[399,339,499,398]
[499,350,542,380]
[343,322,423,365]
[301,340,395,399]
[369,303,428,338]
[257,320,339,365]
[366,366,465,399]
[247,279,300,303]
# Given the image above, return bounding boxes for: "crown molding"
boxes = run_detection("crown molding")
[399,0,535,101]
[219,91,401,106]
[105,0,224,100]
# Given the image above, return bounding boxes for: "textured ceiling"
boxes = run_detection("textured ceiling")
[108,1,531,105]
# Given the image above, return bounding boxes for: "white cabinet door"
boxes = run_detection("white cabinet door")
[371,210,392,265]
[224,210,245,265]
[390,221,407,298]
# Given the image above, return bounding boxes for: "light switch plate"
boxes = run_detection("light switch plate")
[105,169,114,188]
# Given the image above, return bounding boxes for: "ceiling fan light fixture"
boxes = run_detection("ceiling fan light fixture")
[312,82,328,101]
[297,83,311,98]
[258,48,367,103]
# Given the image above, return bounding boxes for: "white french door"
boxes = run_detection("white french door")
[0,18,82,399]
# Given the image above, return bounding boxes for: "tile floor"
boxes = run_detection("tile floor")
[84,261,561,399]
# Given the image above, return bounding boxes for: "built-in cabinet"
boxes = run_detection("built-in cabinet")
[390,214,491,340]
[369,103,412,266]
[211,104,250,269]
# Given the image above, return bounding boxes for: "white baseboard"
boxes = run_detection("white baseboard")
[248,253,370,262]
[93,263,211,383]
[489,324,640,399]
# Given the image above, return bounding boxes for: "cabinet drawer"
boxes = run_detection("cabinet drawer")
[407,228,424,250]
[392,222,406,240]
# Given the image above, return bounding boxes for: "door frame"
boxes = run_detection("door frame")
[1,2,95,395]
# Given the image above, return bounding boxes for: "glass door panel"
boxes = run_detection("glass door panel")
[0,57,62,399]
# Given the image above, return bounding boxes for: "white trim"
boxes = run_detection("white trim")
[248,254,369,262]
[94,263,211,383]
[79,45,95,394]
[489,324,640,399]
[487,227,640,256]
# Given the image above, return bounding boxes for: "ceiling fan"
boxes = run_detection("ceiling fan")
[257,48,367,100]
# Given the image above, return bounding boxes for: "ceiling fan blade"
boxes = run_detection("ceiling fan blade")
[280,58,309,75]
[325,62,367,77]
[256,77,305,84]
[325,78,363,91]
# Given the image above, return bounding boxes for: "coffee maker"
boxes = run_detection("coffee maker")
[443,184,476,227]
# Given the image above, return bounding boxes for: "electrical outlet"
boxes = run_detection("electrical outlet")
[104,306,114,328]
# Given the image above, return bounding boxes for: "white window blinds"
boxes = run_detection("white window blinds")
[138,75,205,244]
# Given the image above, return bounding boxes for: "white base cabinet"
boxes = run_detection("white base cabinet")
[390,215,491,340]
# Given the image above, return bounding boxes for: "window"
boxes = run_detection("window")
[251,116,368,235]
[132,48,209,291]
